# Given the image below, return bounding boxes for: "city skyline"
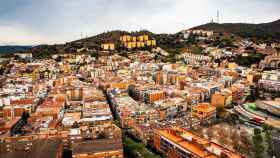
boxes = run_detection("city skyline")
[0,0,280,45]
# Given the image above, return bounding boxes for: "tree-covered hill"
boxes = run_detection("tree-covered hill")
[0,46,32,54]
[192,19,280,42]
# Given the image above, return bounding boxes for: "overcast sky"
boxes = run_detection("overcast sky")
[0,0,279,45]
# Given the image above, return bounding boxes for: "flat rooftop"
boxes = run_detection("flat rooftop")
[157,128,243,158]
[72,138,123,154]
[0,139,62,158]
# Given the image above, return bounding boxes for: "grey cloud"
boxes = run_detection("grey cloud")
[0,0,279,45]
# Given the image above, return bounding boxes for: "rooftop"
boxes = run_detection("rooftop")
[157,128,243,158]
[72,138,123,155]
[0,139,62,158]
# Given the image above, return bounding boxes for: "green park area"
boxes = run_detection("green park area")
[245,103,257,111]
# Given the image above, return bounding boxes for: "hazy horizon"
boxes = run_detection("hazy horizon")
[0,0,279,45]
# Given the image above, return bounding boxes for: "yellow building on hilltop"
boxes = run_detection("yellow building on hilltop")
[131,42,137,48]
[151,39,156,46]
[101,43,115,50]
[143,35,149,41]
[137,36,144,42]
[120,35,131,42]
[120,34,156,49]
[120,35,156,49]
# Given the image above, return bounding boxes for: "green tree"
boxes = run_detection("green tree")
[253,128,264,158]
[263,124,273,157]
[21,111,30,124]
[123,136,160,158]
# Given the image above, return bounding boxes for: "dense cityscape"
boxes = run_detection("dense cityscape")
[0,28,280,158]
[1,1,280,158]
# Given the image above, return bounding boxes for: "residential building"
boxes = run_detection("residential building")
[153,127,243,158]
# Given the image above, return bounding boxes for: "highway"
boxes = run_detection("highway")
[234,105,280,129]
[234,105,264,120]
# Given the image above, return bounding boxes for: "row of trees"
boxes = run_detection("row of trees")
[123,135,161,158]
[253,124,273,158]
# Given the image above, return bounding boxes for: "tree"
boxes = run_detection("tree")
[263,124,273,131]
[216,106,226,119]
[123,136,161,158]
[21,111,30,124]
[235,52,265,67]
[265,130,273,157]
[253,128,264,158]
[226,113,239,125]
[263,124,273,157]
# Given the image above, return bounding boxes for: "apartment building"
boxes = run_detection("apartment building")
[182,29,214,39]
[71,123,123,158]
[256,100,280,116]
[109,95,159,128]
[120,34,156,49]
[3,98,35,119]
[0,138,63,158]
[211,92,232,108]
[154,127,243,158]
[258,70,280,92]
[192,103,216,122]
[101,43,115,51]
[178,53,212,65]
[72,138,123,158]
[259,52,280,69]
[144,90,165,104]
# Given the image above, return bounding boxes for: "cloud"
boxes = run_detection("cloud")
[0,25,55,45]
[0,0,279,45]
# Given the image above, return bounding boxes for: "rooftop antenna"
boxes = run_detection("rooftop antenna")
[80,32,83,39]
[217,10,220,23]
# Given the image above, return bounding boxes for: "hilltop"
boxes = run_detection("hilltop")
[3,19,280,59]
[71,30,155,45]
[70,30,182,51]
[0,46,32,55]
[192,19,280,42]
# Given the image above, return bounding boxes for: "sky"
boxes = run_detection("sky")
[0,0,279,45]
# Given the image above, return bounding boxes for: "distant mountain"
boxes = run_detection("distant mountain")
[192,19,280,41]
[0,46,32,54]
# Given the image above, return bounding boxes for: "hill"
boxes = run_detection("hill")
[0,46,32,54]
[11,19,280,59]
[192,19,280,42]
[71,30,182,51]
[28,30,160,59]
[72,30,155,45]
